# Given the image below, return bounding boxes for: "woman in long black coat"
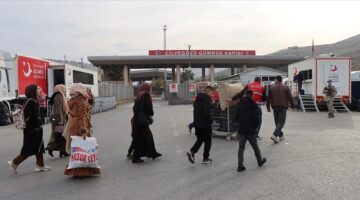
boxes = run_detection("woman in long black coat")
[8,84,51,173]
[131,83,162,163]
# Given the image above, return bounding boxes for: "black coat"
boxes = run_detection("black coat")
[21,98,45,156]
[193,93,213,130]
[131,93,157,158]
[235,97,260,135]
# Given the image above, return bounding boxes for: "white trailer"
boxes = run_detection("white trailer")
[288,55,351,112]
[47,62,99,97]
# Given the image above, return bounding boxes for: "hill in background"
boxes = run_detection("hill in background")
[268,34,360,70]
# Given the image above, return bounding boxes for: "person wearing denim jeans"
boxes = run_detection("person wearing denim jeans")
[235,90,266,172]
[266,76,294,143]
[232,77,266,140]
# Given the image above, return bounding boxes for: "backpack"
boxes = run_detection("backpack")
[12,99,34,129]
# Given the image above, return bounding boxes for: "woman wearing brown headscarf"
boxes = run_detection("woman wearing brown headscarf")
[46,84,70,157]
[64,83,100,176]
[8,84,51,173]
[130,82,162,163]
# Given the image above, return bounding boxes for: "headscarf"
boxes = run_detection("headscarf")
[54,84,69,113]
[25,84,37,99]
[70,83,89,99]
[136,82,151,101]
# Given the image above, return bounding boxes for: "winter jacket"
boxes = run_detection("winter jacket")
[193,93,213,130]
[67,95,92,137]
[235,97,259,135]
[232,83,266,103]
[266,83,294,109]
[21,98,45,156]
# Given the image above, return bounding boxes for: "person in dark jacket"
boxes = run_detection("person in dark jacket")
[130,83,162,163]
[8,84,51,173]
[235,90,267,172]
[187,86,215,164]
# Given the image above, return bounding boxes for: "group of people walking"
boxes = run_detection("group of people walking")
[7,77,338,175]
[186,76,294,172]
[8,83,100,177]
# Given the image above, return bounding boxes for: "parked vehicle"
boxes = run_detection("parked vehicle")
[288,54,351,105]
[0,51,99,116]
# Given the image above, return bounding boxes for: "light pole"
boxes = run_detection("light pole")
[187,45,192,84]
[163,25,167,50]
[163,25,167,98]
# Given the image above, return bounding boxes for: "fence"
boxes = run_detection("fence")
[91,96,116,114]
[98,82,134,101]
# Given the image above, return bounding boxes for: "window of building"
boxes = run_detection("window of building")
[73,70,94,85]
[300,69,312,80]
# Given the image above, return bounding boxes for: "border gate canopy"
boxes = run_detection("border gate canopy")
[88,55,304,69]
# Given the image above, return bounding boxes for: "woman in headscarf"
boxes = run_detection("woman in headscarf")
[8,84,51,173]
[46,84,70,157]
[64,83,100,176]
[130,82,162,163]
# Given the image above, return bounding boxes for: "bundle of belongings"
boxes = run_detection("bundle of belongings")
[218,82,244,111]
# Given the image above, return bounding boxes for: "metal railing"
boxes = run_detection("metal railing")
[98,82,134,101]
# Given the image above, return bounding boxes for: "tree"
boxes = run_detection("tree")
[151,77,165,92]
[181,70,195,83]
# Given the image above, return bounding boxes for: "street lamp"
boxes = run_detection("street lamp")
[163,25,167,50]
[187,45,192,83]
[163,25,167,96]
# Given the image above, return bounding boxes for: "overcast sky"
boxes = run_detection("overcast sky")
[1,0,360,63]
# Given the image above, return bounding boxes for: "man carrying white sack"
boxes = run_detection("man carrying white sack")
[230,77,266,140]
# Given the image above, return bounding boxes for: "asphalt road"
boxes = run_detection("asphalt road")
[1,101,360,200]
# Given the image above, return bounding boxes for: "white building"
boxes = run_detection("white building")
[219,66,287,85]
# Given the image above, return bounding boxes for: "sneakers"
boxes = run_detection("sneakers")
[279,136,285,140]
[34,165,51,172]
[270,135,279,143]
[202,158,213,164]
[8,161,17,173]
[237,166,246,172]
[186,152,195,164]
[258,158,267,167]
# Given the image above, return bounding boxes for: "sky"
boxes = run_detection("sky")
[1,0,360,63]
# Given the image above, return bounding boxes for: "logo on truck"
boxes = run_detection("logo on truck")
[23,62,32,78]
[330,65,338,72]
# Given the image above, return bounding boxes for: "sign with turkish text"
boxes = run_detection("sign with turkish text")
[149,50,256,56]
[17,55,49,96]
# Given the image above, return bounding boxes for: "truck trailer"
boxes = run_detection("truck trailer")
[288,55,351,112]
[0,51,99,114]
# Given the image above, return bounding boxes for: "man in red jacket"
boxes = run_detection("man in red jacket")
[232,77,266,140]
